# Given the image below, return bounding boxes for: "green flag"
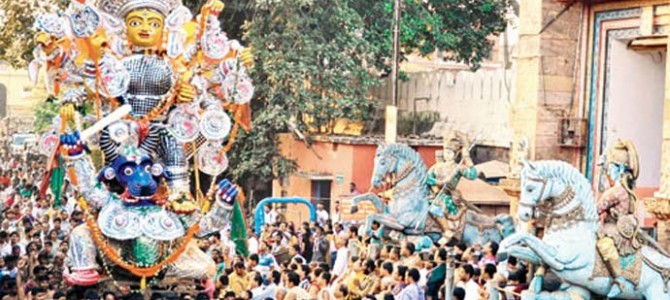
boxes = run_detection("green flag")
[231,199,249,257]
[50,155,64,208]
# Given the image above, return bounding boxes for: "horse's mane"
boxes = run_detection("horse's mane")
[528,160,597,220]
[379,144,428,181]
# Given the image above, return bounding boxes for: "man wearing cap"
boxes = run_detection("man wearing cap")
[595,139,641,298]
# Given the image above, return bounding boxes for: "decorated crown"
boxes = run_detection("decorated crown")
[95,0,182,18]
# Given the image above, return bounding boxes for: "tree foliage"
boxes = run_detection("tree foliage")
[0,0,66,68]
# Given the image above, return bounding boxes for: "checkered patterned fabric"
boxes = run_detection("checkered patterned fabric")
[123,55,173,117]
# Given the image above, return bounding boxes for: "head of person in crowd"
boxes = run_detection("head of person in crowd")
[287,271,300,288]
[363,258,376,276]
[482,263,497,282]
[335,223,343,233]
[453,287,466,300]
[317,270,331,287]
[334,283,349,299]
[29,287,49,300]
[484,241,499,257]
[406,268,420,285]
[289,244,301,258]
[314,225,324,238]
[250,272,263,289]
[461,264,475,283]
[393,265,408,284]
[400,241,415,259]
[297,264,310,281]
[389,246,400,261]
[234,261,246,276]
[347,225,358,239]
[435,247,448,264]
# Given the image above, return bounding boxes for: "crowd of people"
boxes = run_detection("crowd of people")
[206,203,531,300]
[0,140,531,300]
[0,143,79,300]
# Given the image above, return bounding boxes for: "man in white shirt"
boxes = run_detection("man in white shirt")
[1,232,24,257]
[247,231,259,255]
[265,205,279,226]
[332,237,349,278]
[316,203,329,226]
[220,228,237,258]
[331,201,341,224]
[252,270,280,300]
[459,264,480,300]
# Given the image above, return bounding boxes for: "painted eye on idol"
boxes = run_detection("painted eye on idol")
[526,186,534,193]
[130,20,140,27]
[144,165,151,173]
[124,168,133,176]
[150,22,160,28]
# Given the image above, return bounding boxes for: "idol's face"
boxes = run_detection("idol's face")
[125,9,164,48]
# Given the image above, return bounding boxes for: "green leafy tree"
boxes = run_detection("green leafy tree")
[0,0,67,68]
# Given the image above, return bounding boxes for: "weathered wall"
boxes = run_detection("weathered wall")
[370,68,514,148]
[0,65,42,120]
[533,0,583,162]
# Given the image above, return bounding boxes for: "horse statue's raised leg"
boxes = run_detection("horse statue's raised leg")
[499,233,568,271]
[350,193,384,214]
[350,193,388,236]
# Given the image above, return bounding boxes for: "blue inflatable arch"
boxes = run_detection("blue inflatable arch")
[254,197,317,234]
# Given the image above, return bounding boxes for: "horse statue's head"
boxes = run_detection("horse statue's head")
[371,143,427,189]
[372,144,396,188]
[518,160,595,223]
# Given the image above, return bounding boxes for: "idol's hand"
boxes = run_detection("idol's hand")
[241,47,254,68]
[216,179,239,207]
[177,84,196,103]
[60,131,86,159]
[60,103,76,123]
[35,31,53,47]
[204,0,225,14]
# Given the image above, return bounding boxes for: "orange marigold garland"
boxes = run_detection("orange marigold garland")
[76,195,199,279]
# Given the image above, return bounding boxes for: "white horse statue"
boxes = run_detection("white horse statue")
[498,160,670,299]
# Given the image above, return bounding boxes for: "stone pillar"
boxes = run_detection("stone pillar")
[503,0,543,216]
[645,34,670,249]
[509,0,542,163]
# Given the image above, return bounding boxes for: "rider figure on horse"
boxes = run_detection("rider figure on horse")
[596,139,641,298]
[426,131,478,242]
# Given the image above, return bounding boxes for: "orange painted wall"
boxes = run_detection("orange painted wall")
[351,144,377,192]
[414,146,440,168]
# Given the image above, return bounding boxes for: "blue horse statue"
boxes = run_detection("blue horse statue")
[498,161,670,299]
[351,143,515,247]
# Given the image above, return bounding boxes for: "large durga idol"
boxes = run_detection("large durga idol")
[31,0,253,288]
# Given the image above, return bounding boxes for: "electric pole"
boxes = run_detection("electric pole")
[385,0,401,144]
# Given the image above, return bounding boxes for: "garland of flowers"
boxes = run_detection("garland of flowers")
[76,193,200,278]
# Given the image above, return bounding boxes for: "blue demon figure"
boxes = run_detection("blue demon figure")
[60,132,238,286]
[98,145,168,205]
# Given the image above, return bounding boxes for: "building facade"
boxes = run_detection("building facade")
[0,64,44,134]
